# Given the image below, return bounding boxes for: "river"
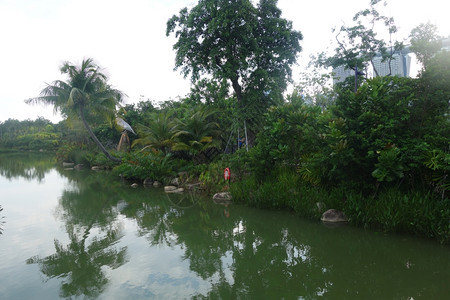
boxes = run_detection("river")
[0,153,448,299]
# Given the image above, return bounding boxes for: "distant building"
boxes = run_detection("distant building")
[332,38,449,85]
[332,65,355,85]
[372,48,411,77]
[332,48,411,85]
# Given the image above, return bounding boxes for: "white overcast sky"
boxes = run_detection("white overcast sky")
[1,0,448,123]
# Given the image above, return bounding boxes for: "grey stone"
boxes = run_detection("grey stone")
[164,186,178,192]
[213,192,232,201]
[153,181,162,188]
[143,178,154,185]
[170,178,180,186]
[166,187,184,193]
[321,209,348,223]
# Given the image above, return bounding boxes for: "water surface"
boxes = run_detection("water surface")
[0,153,449,299]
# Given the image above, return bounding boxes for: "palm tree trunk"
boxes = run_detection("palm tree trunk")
[79,105,121,163]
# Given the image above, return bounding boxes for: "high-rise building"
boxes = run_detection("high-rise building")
[332,65,355,85]
[332,49,412,84]
[372,49,411,77]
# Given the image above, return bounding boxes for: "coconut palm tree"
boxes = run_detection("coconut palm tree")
[26,58,123,162]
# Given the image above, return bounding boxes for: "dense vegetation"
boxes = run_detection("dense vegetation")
[1,0,448,243]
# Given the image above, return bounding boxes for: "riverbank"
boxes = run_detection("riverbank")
[112,157,449,245]
[227,169,449,245]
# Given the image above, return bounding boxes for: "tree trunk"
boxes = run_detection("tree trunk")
[230,77,243,103]
[79,105,121,163]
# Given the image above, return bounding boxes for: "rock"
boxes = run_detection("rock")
[153,181,162,188]
[74,164,84,170]
[164,186,178,192]
[63,162,74,167]
[91,166,103,170]
[131,183,138,188]
[143,178,154,185]
[213,192,232,201]
[321,209,348,223]
[165,187,184,193]
[170,177,180,186]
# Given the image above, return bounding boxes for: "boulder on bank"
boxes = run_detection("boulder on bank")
[321,209,348,223]
[165,185,184,193]
[74,164,84,170]
[164,186,178,192]
[153,181,162,188]
[131,183,138,188]
[170,177,180,186]
[143,178,154,186]
[213,192,232,201]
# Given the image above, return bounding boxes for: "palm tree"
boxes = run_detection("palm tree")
[172,107,220,162]
[26,58,123,162]
[132,110,177,154]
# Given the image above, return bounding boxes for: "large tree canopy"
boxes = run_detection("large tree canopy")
[409,22,442,70]
[166,0,302,109]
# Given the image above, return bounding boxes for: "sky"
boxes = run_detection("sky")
[1,0,448,123]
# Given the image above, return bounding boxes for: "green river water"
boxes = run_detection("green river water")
[0,153,448,299]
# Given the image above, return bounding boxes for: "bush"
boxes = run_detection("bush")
[112,151,176,183]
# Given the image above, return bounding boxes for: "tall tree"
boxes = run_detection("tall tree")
[409,22,442,70]
[166,0,302,112]
[26,58,124,162]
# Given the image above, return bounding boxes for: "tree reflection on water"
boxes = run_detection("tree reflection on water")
[27,170,129,299]
[0,152,55,182]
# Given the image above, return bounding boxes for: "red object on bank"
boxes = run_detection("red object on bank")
[224,168,230,181]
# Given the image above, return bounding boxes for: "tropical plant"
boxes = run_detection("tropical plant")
[132,110,176,154]
[26,58,124,162]
[113,151,176,183]
[172,106,221,162]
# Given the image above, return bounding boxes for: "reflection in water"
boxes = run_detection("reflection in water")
[27,170,129,299]
[26,224,127,298]
[0,152,55,182]
[0,153,448,299]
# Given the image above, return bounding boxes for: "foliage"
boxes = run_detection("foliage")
[409,22,442,70]
[371,147,404,182]
[323,0,403,77]
[166,0,303,120]
[0,117,61,151]
[294,62,337,108]
[112,151,176,183]
[132,110,176,154]
[26,58,124,162]
[172,106,221,162]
